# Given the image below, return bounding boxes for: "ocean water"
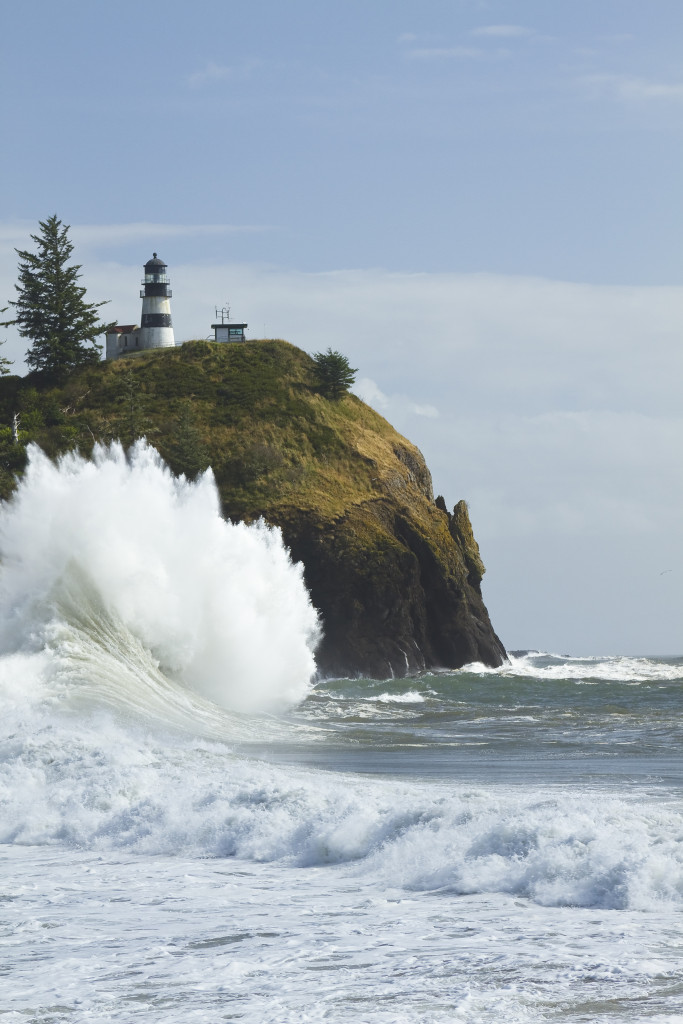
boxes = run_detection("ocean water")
[1,446,682,1023]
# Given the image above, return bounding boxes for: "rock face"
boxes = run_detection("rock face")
[271,459,506,679]
[0,339,507,678]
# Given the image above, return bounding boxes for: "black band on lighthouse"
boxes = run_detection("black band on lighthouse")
[141,313,173,328]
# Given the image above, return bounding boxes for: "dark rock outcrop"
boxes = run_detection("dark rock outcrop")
[270,475,506,679]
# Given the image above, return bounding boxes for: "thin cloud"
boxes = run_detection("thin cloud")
[582,73,683,102]
[187,59,261,88]
[354,377,389,410]
[407,46,484,60]
[411,402,439,418]
[0,222,41,244]
[0,222,272,248]
[354,377,438,419]
[471,25,531,38]
[71,223,273,248]
[187,62,234,88]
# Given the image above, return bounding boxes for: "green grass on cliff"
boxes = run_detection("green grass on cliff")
[0,340,432,524]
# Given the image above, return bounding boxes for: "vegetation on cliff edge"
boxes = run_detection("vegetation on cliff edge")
[0,340,429,518]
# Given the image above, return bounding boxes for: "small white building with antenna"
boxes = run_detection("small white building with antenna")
[211,305,248,343]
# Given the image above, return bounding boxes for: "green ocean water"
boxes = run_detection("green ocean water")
[260,652,683,789]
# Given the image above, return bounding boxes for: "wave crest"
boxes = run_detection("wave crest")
[0,442,320,714]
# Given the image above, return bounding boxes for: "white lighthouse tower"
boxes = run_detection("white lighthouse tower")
[139,253,175,350]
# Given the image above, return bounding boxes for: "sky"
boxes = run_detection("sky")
[1,0,681,656]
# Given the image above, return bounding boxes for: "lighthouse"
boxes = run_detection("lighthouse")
[139,253,175,350]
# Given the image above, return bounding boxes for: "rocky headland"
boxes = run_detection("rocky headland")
[0,340,506,677]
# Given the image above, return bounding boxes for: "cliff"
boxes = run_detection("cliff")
[0,340,506,677]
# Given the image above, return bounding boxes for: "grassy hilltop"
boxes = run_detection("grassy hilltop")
[0,340,506,677]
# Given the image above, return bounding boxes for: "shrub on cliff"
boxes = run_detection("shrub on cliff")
[312,348,357,399]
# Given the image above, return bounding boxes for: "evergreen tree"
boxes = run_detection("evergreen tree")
[168,400,210,479]
[113,365,156,448]
[0,312,14,376]
[312,348,358,399]
[3,215,112,378]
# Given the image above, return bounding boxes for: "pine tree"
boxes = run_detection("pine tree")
[168,399,210,479]
[4,215,112,378]
[0,311,14,376]
[312,348,358,399]
[0,343,12,376]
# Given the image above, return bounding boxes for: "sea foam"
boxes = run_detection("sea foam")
[1,698,681,912]
[0,442,320,713]
[462,651,683,683]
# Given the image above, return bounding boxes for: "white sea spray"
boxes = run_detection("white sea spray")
[0,441,320,714]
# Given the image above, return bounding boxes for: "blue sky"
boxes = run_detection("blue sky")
[1,0,682,655]
[3,0,682,281]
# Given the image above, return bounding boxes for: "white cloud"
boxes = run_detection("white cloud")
[407,46,483,60]
[581,73,683,102]
[354,377,390,409]
[0,223,37,247]
[0,223,273,258]
[187,60,262,88]
[188,62,233,87]
[354,377,438,419]
[411,402,439,418]
[429,409,683,537]
[471,24,531,38]
[71,223,272,249]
